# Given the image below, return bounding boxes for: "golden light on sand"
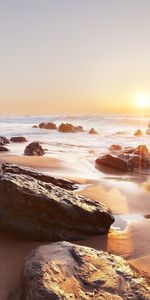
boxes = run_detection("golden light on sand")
[134,95,149,109]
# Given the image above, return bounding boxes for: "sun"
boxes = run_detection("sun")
[134,95,149,109]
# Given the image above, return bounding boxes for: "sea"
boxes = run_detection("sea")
[0,114,150,178]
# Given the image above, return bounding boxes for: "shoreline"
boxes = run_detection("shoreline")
[0,153,149,298]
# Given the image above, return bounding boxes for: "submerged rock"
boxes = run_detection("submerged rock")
[24,142,45,156]
[2,163,76,190]
[89,128,97,134]
[110,144,122,151]
[21,241,150,300]
[10,136,27,143]
[134,129,143,136]
[0,172,114,241]
[0,136,10,145]
[0,146,9,152]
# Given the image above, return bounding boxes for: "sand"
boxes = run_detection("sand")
[0,154,150,299]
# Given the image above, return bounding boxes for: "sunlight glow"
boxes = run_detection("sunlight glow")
[134,95,149,109]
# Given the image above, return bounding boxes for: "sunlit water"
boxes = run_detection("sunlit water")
[0,114,150,178]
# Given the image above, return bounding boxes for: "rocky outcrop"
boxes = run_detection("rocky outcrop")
[2,163,76,190]
[24,142,45,156]
[21,241,150,300]
[0,171,114,241]
[0,146,9,152]
[89,128,97,134]
[59,123,84,133]
[10,136,27,143]
[39,122,57,129]
[0,136,10,145]
[96,145,150,172]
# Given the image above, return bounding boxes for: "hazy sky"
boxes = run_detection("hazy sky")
[0,0,150,114]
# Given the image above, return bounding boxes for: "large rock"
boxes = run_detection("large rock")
[58,123,84,133]
[24,142,45,156]
[2,163,77,190]
[0,136,10,145]
[0,146,9,152]
[89,128,97,134]
[96,154,133,172]
[21,241,150,300]
[10,136,27,143]
[39,122,57,129]
[134,129,143,136]
[96,145,150,172]
[0,172,114,241]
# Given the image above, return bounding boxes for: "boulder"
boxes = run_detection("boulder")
[0,146,9,152]
[0,136,10,145]
[32,125,38,128]
[21,241,150,300]
[96,154,133,172]
[24,142,45,156]
[38,122,57,129]
[10,136,27,143]
[58,123,84,133]
[134,129,143,136]
[2,163,77,191]
[0,172,114,241]
[58,123,76,132]
[133,145,149,156]
[89,128,97,134]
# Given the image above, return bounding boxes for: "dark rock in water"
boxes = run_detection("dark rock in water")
[0,146,9,152]
[0,136,10,145]
[134,129,143,136]
[96,145,150,172]
[133,145,149,156]
[21,241,150,300]
[10,136,27,143]
[39,122,45,128]
[89,128,97,134]
[0,172,114,241]
[110,144,122,151]
[38,122,57,129]
[32,125,38,128]
[96,154,133,172]
[24,142,45,156]
[58,123,84,133]
[59,123,76,132]
[2,163,76,190]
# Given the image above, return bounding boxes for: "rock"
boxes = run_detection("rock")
[58,123,84,133]
[58,123,76,132]
[24,142,45,156]
[38,122,57,129]
[10,136,27,143]
[21,241,150,300]
[0,146,9,152]
[134,129,143,136]
[133,145,149,156]
[2,163,76,191]
[32,125,38,128]
[0,136,10,145]
[89,128,97,134]
[96,145,150,172]
[0,172,114,241]
[96,154,133,172]
[110,144,122,151]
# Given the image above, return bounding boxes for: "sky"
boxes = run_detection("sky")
[0,0,150,115]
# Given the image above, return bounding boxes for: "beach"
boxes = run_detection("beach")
[0,115,150,298]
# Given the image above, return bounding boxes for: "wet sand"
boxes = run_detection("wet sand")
[0,154,150,298]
